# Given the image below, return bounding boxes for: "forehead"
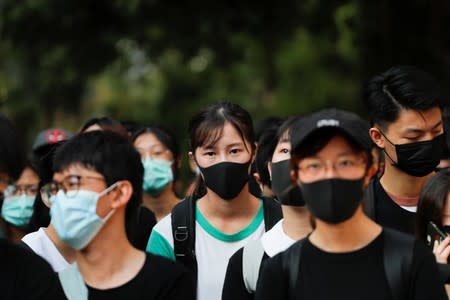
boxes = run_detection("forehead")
[385,107,442,133]
[134,132,163,147]
[199,122,247,148]
[16,167,39,183]
[61,163,101,177]
[306,135,359,159]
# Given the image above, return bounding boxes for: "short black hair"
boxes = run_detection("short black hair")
[53,131,143,243]
[79,116,128,138]
[254,117,286,187]
[0,114,25,181]
[365,65,444,129]
[441,117,450,159]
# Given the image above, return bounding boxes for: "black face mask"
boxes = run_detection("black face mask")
[270,159,304,206]
[300,177,365,224]
[200,161,250,200]
[382,133,444,177]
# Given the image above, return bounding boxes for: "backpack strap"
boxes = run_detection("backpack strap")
[58,263,88,300]
[362,178,376,220]
[262,197,283,231]
[171,196,198,278]
[281,239,305,300]
[242,239,265,293]
[383,228,414,300]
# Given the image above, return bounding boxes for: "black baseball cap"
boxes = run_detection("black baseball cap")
[291,108,372,155]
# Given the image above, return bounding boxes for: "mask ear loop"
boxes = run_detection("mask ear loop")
[98,182,120,222]
[376,128,398,166]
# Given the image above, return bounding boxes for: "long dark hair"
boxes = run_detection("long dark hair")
[416,170,450,241]
[132,125,181,185]
[188,102,255,198]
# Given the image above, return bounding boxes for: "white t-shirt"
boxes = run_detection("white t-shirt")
[147,202,265,300]
[22,227,70,272]
[260,219,296,257]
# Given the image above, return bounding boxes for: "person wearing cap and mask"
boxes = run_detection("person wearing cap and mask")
[364,66,446,235]
[0,115,66,299]
[255,108,446,300]
[222,115,312,300]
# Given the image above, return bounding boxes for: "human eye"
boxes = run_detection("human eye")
[204,151,216,157]
[27,185,38,195]
[230,148,243,155]
[64,176,80,189]
[301,160,322,173]
[279,148,290,154]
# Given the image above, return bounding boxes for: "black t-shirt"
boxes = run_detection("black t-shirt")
[87,253,195,300]
[0,238,66,300]
[132,207,157,251]
[222,247,269,300]
[255,230,446,300]
[371,177,416,235]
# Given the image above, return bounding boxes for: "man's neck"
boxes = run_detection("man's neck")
[380,163,433,201]
[76,216,146,290]
[142,185,180,221]
[281,206,312,240]
[309,207,382,253]
[46,225,76,263]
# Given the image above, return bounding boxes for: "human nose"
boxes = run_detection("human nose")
[323,161,339,178]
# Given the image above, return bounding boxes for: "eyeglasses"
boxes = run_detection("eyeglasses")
[136,144,169,159]
[5,184,39,197]
[40,175,105,204]
[298,155,366,182]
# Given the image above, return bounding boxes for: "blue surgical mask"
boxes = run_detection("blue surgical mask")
[142,158,173,196]
[1,195,35,227]
[50,184,117,250]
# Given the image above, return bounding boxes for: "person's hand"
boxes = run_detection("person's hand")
[433,236,450,264]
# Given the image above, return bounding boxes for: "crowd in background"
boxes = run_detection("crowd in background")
[0,65,450,299]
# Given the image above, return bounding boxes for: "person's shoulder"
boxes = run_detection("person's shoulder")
[22,228,46,247]
[143,253,193,283]
[145,253,189,274]
[139,207,157,224]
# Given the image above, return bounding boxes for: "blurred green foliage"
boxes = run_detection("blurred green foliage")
[1,0,450,185]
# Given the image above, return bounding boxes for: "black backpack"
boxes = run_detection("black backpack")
[362,178,377,219]
[171,195,282,283]
[280,228,414,300]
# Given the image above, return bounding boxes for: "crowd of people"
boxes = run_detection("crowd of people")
[1,65,450,299]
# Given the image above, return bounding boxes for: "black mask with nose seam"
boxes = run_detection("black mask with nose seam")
[381,132,444,177]
[300,177,365,224]
[270,159,304,206]
[199,161,250,200]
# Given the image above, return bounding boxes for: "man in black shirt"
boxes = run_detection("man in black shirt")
[52,131,195,300]
[364,65,445,235]
[255,108,446,300]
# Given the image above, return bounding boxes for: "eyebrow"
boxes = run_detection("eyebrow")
[403,120,443,134]
[278,138,290,143]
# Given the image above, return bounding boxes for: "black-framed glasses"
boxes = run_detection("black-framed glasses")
[40,175,105,205]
